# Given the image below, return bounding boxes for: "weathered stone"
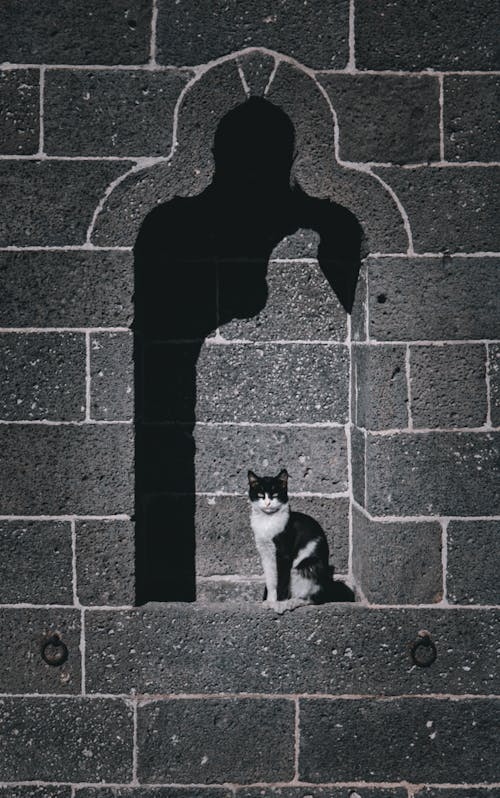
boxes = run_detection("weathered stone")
[76,790,231,798]
[0,609,80,693]
[447,520,500,605]
[292,495,350,574]
[319,74,440,164]
[196,578,263,604]
[239,52,276,96]
[137,697,295,783]
[0,789,71,798]
[416,790,499,798]
[444,75,500,162]
[351,258,368,342]
[490,343,500,427]
[270,228,320,259]
[352,344,408,430]
[0,521,72,604]
[351,425,366,507]
[76,520,135,606]
[0,333,86,420]
[238,790,407,798]
[0,69,39,154]
[90,332,133,421]
[299,697,500,782]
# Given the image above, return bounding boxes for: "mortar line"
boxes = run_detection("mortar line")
[363,428,368,509]
[0,326,130,332]
[438,74,445,162]
[365,259,370,341]
[80,607,86,696]
[1,693,498,702]
[367,251,500,258]
[0,245,133,251]
[368,170,414,255]
[0,514,131,521]
[347,0,355,72]
[0,603,134,610]
[263,56,279,96]
[1,781,500,790]
[85,331,91,422]
[351,424,499,435]
[0,247,498,257]
[149,0,158,67]
[405,344,413,429]
[485,342,492,428]
[0,419,132,425]
[38,66,45,156]
[71,519,78,607]
[293,696,300,782]
[352,339,499,347]
[441,518,449,603]
[347,312,354,584]
[132,697,139,784]
[350,498,500,524]
[236,60,251,97]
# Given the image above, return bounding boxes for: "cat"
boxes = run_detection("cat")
[248,468,334,613]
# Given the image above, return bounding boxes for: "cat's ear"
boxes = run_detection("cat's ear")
[248,470,259,487]
[277,468,288,486]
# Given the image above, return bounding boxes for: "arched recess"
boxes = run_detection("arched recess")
[90,50,409,604]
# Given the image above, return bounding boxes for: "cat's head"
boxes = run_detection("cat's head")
[248,469,288,514]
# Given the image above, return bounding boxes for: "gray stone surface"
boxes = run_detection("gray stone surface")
[84,605,499,695]
[416,790,500,798]
[0,697,133,781]
[156,3,349,69]
[444,76,500,162]
[238,791,407,798]
[410,344,487,428]
[0,424,133,514]
[137,697,295,783]
[351,257,368,342]
[490,344,500,427]
[0,0,151,64]
[0,332,86,421]
[299,697,500,782]
[352,344,408,430]
[239,52,276,96]
[319,74,440,164]
[0,161,128,246]
[196,342,349,423]
[366,432,500,516]
[194,424,348,493]
[0,69,39,154]
[292,495,350,574]
[356,0,500,70]
[76,790,232,798]
[90,332,133,421]
[220,259,348,341]
[0,521,72,604]
[0,790,71,798]
[352,508,443,604]
[197,578,263,603]
[367,257,500,342]
[447,520,500,605]
[0,608,81,693]
[374,167,499,253]
[0,250,134,328]
[45,70,189,156]
[76,520,135,606]
[351,425,366,507]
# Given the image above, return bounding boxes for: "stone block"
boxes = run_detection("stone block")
[0,69,39,154]
[366,432,500,516]
[416,790,498,798]
[0,0,151,64]
[197,578,263,604]
[0,520,72,604]
[45,70,188,157]
[196,342,349,424]
[444,76,500,162]
[76,520,135,606]
[351,258,368,342]
[352,508,442,604]
[90,332,133,421]
[299,697,499,782]
[0,161,128,246]
[0,332,86,420]
[490,343,500,427]
[356,0,499,70]
[292,495,350,574]
[351,425,366,507]
[137,697,295,783]
[76,790,232,798]
[84,605,499,696]
[410,344,487,428]
[239,52,276,97]
[447,520,500,605]
[194,424,348,493]
[195,495,261,576]
[0,697,133,782]
[352,344,408,430]
[156,1,349,69]
[0,608,80,693]
[220,259,348,342]
[0,425,133,515]
[0,251,134,328]
[374,167,499,253]
[238,791,407,798]
[319,74,440,164]
[0,790,71,798]
[367,257,500,342]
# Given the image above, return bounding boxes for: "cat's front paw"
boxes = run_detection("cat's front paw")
[263,599,290,614]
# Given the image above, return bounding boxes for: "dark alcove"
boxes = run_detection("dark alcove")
[134,97,362,604]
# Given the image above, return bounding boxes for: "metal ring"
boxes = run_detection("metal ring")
[41,634,69,667]
[410,633,437,667]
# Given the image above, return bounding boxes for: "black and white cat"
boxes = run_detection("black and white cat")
[248,468,333,613]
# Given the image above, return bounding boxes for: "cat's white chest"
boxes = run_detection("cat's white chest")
[250,505,289,543]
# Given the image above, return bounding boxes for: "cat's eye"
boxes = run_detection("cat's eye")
[271,493,278,498]
[257,493,265,498]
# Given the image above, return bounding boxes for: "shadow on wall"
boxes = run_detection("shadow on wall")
[134,97,362,603]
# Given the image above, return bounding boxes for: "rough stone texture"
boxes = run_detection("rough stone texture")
[84,605,500,695]
[367,257,500,342]
[0,698,133,782]
[77,790,232,798]
[299,697,500,782]
[194,424,348,493]
[0,251,134,328]
[138,698,295,783]
[45,70,189,157]
[239,52,276,96]
[238,791,407,798]
[270,228,321,260]
[319,74,440,164]
[220,259,348,341]
[0,69,39,154]
[196,343,349,424]
[0,332,86,421]
[490,343,500,427]
[0,425,133,514]
[375,167,499,253]
[0,790,71,798]
[447,520,500,605]
[156,3,349,69]
[351,425,366,507]
[352,508,443,604]
[352,344,408,430]
[366,432,500,517]
[351,258,368,342]
[410,344,487,428]
[444,76,500,163]
[90,332,133,421]
[292,495,350,574]
[416,790,500,798]
[0,608,80,693]
[0,521,72,604]
[356,0,500,70]
[76,520,135,606]
[197,578,263,603]
[0,161,128,246]
[0,0,151,64]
